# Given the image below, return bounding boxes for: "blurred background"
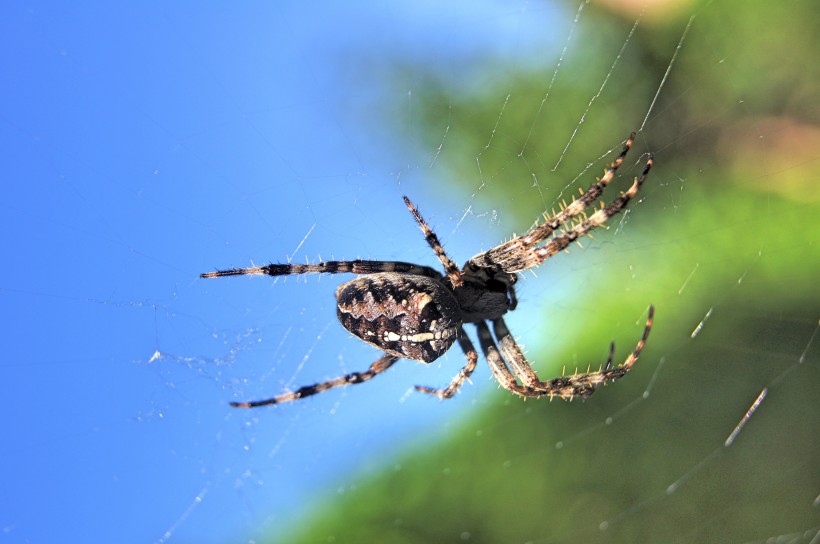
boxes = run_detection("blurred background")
[2,1,817,543]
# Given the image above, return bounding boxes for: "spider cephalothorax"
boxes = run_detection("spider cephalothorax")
[453,263,517,322]
[202,133,655,407]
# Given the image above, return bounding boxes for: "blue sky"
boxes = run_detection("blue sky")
[1,3,565,542]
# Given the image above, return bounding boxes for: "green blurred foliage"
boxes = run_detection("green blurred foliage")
[286,1,818,543]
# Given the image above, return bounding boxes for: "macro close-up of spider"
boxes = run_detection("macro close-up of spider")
[202,133,655,408]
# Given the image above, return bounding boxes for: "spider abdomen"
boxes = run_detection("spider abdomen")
[336,273,461,363]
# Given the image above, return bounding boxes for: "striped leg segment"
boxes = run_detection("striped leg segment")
[478,306,654,400]
[403,196,464,287]
[414,327,479,399]
[230,353,400,408]
[201,259,441,279]
[529,158,653,268]
[468,133,652,274]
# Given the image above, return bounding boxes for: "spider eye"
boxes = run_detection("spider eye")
[336,273,462,363]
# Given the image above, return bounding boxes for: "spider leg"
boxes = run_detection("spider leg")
[491,306,654,399]
[468,133,652,273]
[527,158,653,269]
[402,196,464,287]
[230,353,400,408]
[201,259,442,279]
[475,321,540,398]
[415,327,479,399]
[491,317,545,389]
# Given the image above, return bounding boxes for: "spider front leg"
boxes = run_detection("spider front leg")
[414,327,479,399]
[230,353,399,407]
[491,317,544,390]
[491,306,654,399]
[469,133,653,274]
[529,158,653,268]
[475,321,540,398]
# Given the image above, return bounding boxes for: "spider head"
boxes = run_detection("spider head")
[455,262,516,322]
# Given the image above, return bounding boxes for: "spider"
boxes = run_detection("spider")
[202,132,655,407]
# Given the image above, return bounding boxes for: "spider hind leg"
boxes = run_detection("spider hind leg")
[414,327,479,399]
[201,260,442,279]
[230,353,399,408]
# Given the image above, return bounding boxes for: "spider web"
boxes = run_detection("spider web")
[2,2,817,544]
